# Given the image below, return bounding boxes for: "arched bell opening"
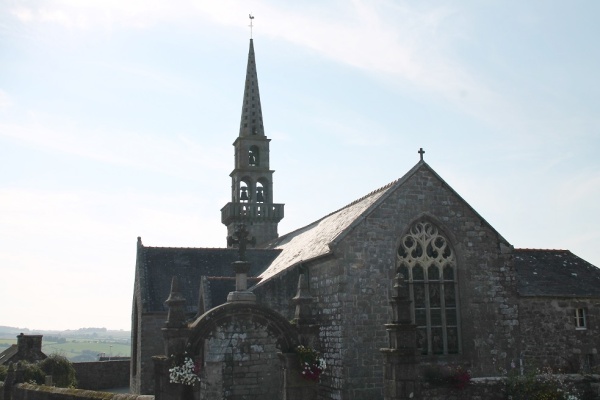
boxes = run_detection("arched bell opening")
[257,177,270,204]
[256,181,265,203]
[237,177,253,203]
[249,145,260,167]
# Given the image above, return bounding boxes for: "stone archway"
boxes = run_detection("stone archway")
[188,301,299,400]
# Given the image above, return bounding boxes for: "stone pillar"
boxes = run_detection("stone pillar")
[156,277,194,400]
[381,273,420,400]
[226,260,256,303]
[227,224,257,303]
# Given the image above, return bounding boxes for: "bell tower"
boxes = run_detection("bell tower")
[221,39,284,247]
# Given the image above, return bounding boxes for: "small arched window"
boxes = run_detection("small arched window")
[397,221,460,355]
[249,146,259,166]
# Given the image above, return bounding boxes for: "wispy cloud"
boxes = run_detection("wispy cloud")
[5,1,481,99]
[8,0,196,30]
[3,0,549,140]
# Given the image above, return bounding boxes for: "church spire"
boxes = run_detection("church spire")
[221,38,284,247]
[238,39,265,137]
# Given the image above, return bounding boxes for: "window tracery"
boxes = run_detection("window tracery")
[397,221,460,355]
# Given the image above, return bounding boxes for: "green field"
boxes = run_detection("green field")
[43,340,130,361]
[0,329,131,362]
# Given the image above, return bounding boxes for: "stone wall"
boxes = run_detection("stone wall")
[255,257,347,400]
[254,266,299,321]
[311,258,348,400]
[329,167,520,399]
[519,297,600,372]
[342,167,520,376]
[3,376,598,400]
[131,313,166,395]
[74,360,130,391]
[154,301,301,400]
[200,318,282,400]
[421,375,600,400]
[256,166,523,400]
[10,383,152,400]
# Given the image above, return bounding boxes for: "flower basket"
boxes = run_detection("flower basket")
[168,352,201,386]
[296,345,326,382]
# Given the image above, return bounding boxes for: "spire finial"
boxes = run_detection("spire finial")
[249,14,255,39]
[418,147,425,161]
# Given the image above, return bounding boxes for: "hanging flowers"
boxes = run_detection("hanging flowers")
[168,352,201,386]
[296,345,326,382]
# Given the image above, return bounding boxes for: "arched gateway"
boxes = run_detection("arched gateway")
[188,301,299,400]
[153,239,319,400]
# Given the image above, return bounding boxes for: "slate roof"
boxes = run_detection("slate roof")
[255,180,394,284]
[138,245,281,313]
[0,344,18,365]
[514,249,600,297]
[256,161,509,285]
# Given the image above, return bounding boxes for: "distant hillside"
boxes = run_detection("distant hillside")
[0,326,130,337]
[0,326,131,362]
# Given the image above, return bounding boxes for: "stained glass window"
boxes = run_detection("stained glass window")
[397,221,460,355]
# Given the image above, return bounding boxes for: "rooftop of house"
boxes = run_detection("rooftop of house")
[0,344,18,365]
[514,248,600,297]
[137,245,281,313]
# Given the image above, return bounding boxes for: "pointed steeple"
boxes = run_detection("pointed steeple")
[221,39,284,247]
[239,40,265,137]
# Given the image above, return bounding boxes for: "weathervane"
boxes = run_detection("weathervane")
[249,14,255,39]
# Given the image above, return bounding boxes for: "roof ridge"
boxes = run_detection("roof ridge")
[319,178,400,220]
[142,246,279,251]
[264,178,399,247]
[515,248,569,252]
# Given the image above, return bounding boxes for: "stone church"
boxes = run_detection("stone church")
[130,38,600,399]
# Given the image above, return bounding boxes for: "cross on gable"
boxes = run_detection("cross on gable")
[227,224,256,261]
[418,148,425,161]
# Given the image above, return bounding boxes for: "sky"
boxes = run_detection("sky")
[1,0,599,331]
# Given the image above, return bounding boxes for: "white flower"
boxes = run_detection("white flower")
[169,356,200,385]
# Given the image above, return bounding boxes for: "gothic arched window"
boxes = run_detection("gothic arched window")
[397,221,460,355]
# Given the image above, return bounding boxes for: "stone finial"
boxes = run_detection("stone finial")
[292,271,314,325]
[227,224,256,261]
[225,224,258,302]
[165,276,187,328]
